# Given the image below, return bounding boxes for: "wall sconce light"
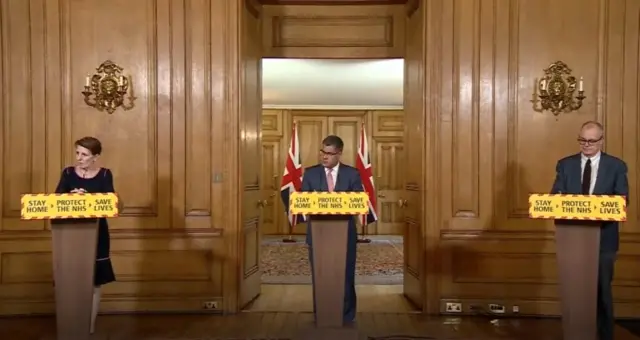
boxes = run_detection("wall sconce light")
[531,61,586,116]
[82,60,135,114]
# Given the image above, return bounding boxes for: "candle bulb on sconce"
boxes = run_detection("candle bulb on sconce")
[579,77,584,92]
[85,75,90,87]
[118,76,124,87]
[531,61,586,116]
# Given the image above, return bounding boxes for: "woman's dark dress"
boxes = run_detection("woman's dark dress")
[55,167,116,286]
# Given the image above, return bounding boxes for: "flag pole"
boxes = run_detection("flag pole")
[282,121,299,243]
[282,213,297,243]
[357,216,372,244]
[357,121,373,244]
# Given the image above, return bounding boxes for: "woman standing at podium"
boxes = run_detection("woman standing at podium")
[55,136,117,334]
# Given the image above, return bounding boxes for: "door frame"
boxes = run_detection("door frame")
[228,0,442,314]
[417,0,443,315]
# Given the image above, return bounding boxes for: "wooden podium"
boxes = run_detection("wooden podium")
[51,218,99,340]
[309,215,350,328]
[289,192,370,340]
[554,220,600,340]
[529,193,626,340]
[20,192,119,340]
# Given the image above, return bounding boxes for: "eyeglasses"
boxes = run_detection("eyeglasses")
[577,136,603,145]
[319,149,340,156]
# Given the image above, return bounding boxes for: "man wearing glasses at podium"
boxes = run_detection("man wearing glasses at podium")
[551,121,628,340]
[302,135,364,325]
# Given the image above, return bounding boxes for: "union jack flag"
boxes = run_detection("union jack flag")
[280,122,304,227]
[356,122,378,227]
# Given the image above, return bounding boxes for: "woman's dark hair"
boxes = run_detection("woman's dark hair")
[74,136,102,155]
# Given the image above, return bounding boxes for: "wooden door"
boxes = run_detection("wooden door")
[327,115,365,235]
[373,140,405,234]
[327,115,363,166]
[402,2,426,309]
[275,110,405,236]
[293,113,363,168]
[260,137,283,235]
[260,109,286,236]
[288,115,326,234]
[288,113,364,234]
[239,0,263,308]
[369,111,405,235]
[294,116,328,168]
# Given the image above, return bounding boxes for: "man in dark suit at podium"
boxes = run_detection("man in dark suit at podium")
[551,121,628,340]
[301,135,364,324]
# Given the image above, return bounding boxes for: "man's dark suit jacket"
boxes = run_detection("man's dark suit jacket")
[550,152,629,253]
[300,163,364,245]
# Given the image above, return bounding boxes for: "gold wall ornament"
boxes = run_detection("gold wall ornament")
[531,61,586,116]
[82,60,135,114]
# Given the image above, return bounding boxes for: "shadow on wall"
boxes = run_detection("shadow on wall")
[104,177,225,333]
[435,162,548,321]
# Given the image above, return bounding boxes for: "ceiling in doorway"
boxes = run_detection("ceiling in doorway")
[262,59,404,109]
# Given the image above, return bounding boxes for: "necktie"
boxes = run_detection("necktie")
[582,159,591,194]
[326,168,335,192]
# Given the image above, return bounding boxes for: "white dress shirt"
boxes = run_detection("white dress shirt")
[325,163,339,187]
[581,151,600,194]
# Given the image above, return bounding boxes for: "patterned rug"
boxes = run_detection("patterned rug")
[261,238,403,285]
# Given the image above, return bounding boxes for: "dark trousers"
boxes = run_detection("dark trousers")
[308,226,357,323]
[598,252,616,340]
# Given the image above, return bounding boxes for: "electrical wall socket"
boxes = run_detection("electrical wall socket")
[512,305,519,313]
[203,301,218,309]
[488,304,505,314]
[445,302,462,313]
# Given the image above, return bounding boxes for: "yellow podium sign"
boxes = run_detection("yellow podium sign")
[21,193,119,220]
[528,194,626,222]
[290,192,369,215]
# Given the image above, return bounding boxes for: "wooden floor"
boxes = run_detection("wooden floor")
[2,285,639,339]
[2,313,639,340]
[246,284,417,313]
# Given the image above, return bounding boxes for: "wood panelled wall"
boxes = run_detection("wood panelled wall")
[260,109,404,236]
[261,0,640,318]
[429,0,640,317]
[1,0,640,318]
[262,4,405,58]
[0,0,247,315]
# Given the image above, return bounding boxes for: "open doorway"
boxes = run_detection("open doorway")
[244,58,417,313]
[236,0,430,316]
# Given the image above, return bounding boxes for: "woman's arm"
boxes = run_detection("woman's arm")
[104,169,115,192]
[104,169,124,211]
[54,168,71,193]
